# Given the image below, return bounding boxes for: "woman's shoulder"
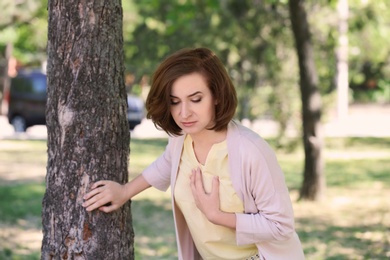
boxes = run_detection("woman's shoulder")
[228,120,275,155]
[165,134,186,152]
[229,120,265,144]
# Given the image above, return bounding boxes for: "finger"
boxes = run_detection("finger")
[85,196,111,212]
[194,168,205,192]
[190,170,197,194]
[82,194,100,209]
[83,190,109,210]
[83,184,105,200]
[211,176,220,200]
[211,176,219,193]
[83,188,100,200]
[83,181,105,200]
[91,180,106,190]
[99,203,117,213]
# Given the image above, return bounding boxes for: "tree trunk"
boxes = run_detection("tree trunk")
[1,42,13,116]
[41,1,134,259]
[288,0,325,201]
[336,0,349,119]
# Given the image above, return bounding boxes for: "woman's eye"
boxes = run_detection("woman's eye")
[192,98,201,103]
[171,100,179,105]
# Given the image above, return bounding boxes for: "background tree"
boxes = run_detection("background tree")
[41,0,134,258]
[336,0,349,119]
[289,0,325,200]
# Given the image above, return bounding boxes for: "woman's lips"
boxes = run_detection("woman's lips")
[181,121,196,127]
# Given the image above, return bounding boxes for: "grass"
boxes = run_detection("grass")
[0,183,44,224]
[0,137,389,259]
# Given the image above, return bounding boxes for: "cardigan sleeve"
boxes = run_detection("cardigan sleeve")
[235,136,295,245]
[142,138,173,191]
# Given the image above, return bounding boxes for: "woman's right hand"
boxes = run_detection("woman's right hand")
[83,180,129,213]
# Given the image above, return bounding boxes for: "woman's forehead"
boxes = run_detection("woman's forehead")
[171,73,209,96]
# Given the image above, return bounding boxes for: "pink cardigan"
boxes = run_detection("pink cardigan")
[142,121,305,260]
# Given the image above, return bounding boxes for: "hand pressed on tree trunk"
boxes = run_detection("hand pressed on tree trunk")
[83,175,151,212]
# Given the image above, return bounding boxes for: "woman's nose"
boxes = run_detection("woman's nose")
[180,102,191,118]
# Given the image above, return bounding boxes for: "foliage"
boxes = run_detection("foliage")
[1,0,390,120]
[348,0,390,103]
[123,0,302,144]
[0,0,47,66]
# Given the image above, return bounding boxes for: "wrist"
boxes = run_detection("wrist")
[208,210,223,225]
[123,182,133,201]
[208,210,236,229]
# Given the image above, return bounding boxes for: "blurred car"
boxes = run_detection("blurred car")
[127,94,144,130]
[6,70,144,132]
[6,70,47,132]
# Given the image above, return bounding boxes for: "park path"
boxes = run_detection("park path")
[1,103,389,140]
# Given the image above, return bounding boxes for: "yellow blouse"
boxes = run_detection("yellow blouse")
[174,135,257,260]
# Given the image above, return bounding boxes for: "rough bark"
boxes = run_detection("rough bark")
[41,0,134,259]
[288,0,325,201]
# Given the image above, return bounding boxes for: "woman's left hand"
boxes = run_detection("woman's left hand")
[190,167,221,224]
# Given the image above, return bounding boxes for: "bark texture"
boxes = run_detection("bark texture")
[41,0,134,259]
[289,0,325,200]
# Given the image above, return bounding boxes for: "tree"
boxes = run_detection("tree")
[289,0,325,200]
[41,0,134,259]
[336,0,349,119]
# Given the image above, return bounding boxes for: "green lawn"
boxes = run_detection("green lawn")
[0,137,389,259]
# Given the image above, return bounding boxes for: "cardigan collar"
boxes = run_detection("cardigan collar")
[170,120,244,200]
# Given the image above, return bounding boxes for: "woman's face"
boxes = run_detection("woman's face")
[170,72,216,136]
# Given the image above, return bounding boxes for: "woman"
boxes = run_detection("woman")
[83,47,305,260]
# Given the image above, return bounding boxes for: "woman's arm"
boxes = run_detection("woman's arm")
[82,174,151,213]
[235,138,296,244]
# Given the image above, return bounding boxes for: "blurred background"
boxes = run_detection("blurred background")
[1,0,390,138]
[0,0,389,259]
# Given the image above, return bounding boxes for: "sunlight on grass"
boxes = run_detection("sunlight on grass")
[132,199,177,259]
[0,183,44,224]
[0,181,44,259]
[129,138,167,176]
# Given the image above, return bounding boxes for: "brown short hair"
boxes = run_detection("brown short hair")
[146,47,237,136]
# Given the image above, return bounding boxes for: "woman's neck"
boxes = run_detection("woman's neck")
[189,129,227,165]
[190,129,227,148]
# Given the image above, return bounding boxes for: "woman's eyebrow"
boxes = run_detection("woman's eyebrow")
[188,91,202,97]
[170,91,202,98]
